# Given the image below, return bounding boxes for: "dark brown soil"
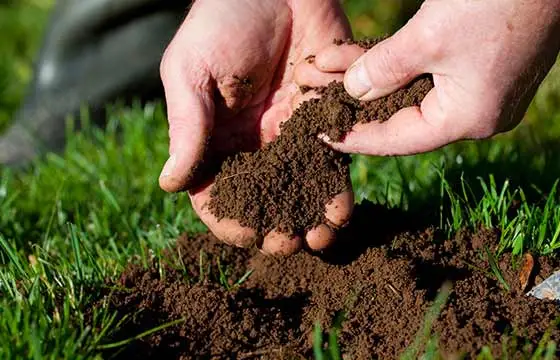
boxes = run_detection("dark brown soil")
[208,39,433,237]
[333,37,384,48]
[98,203,560,359]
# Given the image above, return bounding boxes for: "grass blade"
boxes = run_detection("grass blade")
[484,247,510,292]
[97,318,185,350]
[313,322,325,360]
[234,269,254,288]
[0,235,27,280]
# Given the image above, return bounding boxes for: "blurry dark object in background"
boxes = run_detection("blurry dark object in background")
[0,0,421,167]
[0,0,188,166]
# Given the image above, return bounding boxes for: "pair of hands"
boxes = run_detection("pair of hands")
[158,0,560,255]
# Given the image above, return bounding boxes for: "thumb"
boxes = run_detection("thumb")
[159,65,215,193]
[344,27,427,101]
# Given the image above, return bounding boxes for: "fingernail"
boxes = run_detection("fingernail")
[160,154,176,178]
[344,59,372,99]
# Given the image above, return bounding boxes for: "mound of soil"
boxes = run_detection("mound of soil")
[98,203,560,359]
[208,39,433,236]
[95,38,558,358]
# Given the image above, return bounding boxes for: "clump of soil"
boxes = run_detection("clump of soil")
[208,39,434,236]
[98,203,560,359]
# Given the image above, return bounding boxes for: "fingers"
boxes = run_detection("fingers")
[291,89,321,110]
[293,43,362,89]
[305,224,335,251]
[189,183,258,248]
[159,56,215,193]
[260,230,303,256]
[322,88,462,156]
[325,190,354,228]
[294,61,344,88]
[260,190,354,255]
[314,43,366,72]
[343,29,428,101]
[192,185,354,255]
[304,190,354,252]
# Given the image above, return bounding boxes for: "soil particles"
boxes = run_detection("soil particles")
[208,39,433,237]
[99,203,560,359]
[96,38,558,358]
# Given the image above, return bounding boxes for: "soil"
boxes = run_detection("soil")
[208,39,433,237]
[98,203,560,359]
[94,38,558,358]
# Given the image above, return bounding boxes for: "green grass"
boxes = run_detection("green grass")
[0,0,51,132]
[1,0,560,358]
[0,103,205,359]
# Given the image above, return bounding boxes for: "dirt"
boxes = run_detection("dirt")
[208,39,433,237]
[98,203,560,359]
[94,38,558,358]
[333,37,384,48]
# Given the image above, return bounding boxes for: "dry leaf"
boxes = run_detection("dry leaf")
[519,253,534,292]
[28,254,38,267]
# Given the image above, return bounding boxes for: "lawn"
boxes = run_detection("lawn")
[1,1,560,359]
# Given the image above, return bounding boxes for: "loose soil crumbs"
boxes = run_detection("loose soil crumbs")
[98,203,560,359]
[94,38,558,358]
[208,39,433,237]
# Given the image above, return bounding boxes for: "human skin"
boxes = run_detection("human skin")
[158,0,354,255]
[296,0,560,155]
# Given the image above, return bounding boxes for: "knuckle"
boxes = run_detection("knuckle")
[159,45,178,84]
[417,24,444,60]
[159,49,172,83]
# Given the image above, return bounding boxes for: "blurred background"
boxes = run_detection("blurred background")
[0,0,428,133]
[1,0,559,133]
[0,0,51,132]
[2,0,558,136]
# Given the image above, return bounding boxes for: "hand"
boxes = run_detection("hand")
[296,0,560,155]
[158,0,354,255]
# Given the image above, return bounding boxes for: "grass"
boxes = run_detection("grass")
[0,0,51,132]
[1,0,560,359]
[401,283,451,360]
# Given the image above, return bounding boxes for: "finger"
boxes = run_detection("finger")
[159,58,215,193]
[291,89,321,110]
[305,224,335,251]
[260,82,300,144]
[305,190,355,252]
[323,88,460,155]
[260,229,303,256]
[293,61,344,87]
[315,43,366,72]
[325,190,354,228]
[344,30,428,101]
[189,183,258,248]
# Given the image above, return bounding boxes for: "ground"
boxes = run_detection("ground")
[1,1,560,359]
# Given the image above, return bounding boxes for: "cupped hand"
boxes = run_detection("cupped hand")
[158,0,354,255]
[296,0,560,155]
